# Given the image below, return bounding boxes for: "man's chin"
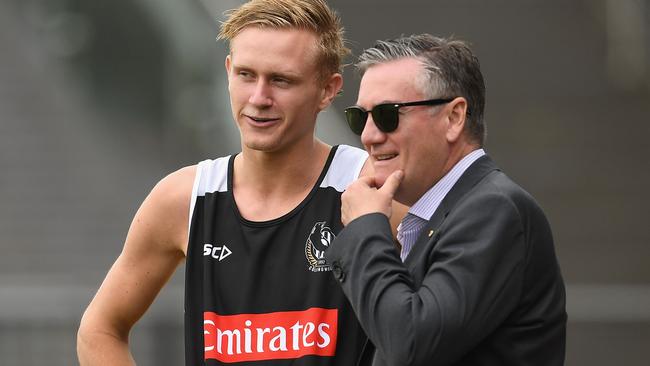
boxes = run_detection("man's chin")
[373,167,396,188]
[373,174,387,188]
[243,137,279,152]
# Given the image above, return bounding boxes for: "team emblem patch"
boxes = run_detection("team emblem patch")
[305,221,335,272]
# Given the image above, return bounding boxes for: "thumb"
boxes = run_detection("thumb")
[379,170,403,197]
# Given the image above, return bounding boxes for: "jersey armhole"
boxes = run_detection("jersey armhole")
[352,151,368,180]
[187,161,204,242]
[342,144,369,180]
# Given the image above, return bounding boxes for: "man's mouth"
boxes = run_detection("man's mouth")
[375,154,397,161]
[245,115,280,123]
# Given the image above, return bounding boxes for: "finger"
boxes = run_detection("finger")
[354,175,376,188]
[340,193,351,226]
[378,170,403,197]
[341,208,349,226]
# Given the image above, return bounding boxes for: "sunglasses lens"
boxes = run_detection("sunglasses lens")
[372,104,399,133]
[345,107,367,135]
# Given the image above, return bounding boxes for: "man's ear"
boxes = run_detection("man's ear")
[224,54,235,93]
[225,54,232,78]
[318,72,343,110]
[446,97,468,143]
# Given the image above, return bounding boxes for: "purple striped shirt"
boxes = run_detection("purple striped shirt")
[398,149,486,261]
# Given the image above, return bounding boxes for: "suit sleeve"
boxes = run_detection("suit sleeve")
[326,192,527,366]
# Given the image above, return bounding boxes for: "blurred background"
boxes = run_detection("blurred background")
[1,0,649,364]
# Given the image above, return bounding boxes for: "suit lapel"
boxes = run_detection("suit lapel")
[403,155,500,266]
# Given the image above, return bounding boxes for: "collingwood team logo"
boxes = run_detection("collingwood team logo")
[305,221,335,272]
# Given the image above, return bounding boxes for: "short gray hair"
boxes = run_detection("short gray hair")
[357,34,486,145]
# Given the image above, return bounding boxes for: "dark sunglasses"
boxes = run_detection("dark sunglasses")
[344,98,455,135]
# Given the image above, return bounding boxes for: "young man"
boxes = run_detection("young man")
[326,34,567,365]
[77,1,402,364]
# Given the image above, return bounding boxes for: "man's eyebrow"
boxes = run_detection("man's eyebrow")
[230,63,251,71]
[269,70,302,80]
[231,64,301,80]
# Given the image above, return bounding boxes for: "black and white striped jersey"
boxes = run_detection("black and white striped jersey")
[185,145,369,365]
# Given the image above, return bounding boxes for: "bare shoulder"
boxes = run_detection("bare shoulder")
[77,165,198,354]
[150,165,196,205]
[133,165,197,256]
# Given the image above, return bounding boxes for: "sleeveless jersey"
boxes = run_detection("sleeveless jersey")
[185,145,369,365]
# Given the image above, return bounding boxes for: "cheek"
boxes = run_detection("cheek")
[228,89,242,109]
[230,81,254,101]
[284,97,316,119]
[227,76,242,95]
[401,140,429,173]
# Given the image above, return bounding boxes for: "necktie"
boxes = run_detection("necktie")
[397,213,424,261]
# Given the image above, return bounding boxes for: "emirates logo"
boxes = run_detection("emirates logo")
[203,308,338,362]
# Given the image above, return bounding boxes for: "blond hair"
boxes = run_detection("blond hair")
[218,0,349,79]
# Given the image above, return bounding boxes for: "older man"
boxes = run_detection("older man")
[326,34,566,365]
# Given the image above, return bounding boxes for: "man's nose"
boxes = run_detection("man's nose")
[248,80,273,107]
[361,113,388,146]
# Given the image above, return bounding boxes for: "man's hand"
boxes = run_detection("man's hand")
[341,170,404,226]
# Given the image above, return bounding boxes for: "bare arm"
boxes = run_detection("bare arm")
[77,166,195,365]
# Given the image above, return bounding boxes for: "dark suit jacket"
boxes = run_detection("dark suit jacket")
[326,155,566,366]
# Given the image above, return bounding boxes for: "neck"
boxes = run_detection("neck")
[235,138,331,196]
[232,138,331,221]
[442,142,479,175]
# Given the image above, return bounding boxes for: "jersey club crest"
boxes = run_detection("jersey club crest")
[305,221,335,272]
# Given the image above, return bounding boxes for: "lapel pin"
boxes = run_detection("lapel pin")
[428,229,435,238]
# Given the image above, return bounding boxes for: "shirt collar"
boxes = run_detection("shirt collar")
[409,149,486,221]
